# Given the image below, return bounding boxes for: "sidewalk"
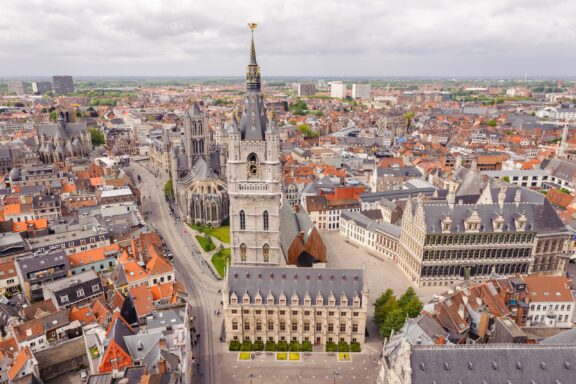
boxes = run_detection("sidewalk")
[176,221,226,280]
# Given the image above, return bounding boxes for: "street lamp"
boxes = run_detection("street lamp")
[332,371,340,384]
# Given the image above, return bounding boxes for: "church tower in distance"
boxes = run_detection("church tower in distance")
[227,24,282,266]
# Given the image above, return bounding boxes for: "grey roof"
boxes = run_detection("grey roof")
[341,210,401,238]
[146,308,185,331]
[541,158,576,181]
[38,120,88,139]
[540,328,576,345]
[0,233,28,255]
[420,187,566,234]
[189,156,217,180]
[227,266,365,306]
[376,166,422,178]
[360,188,445,203]
[17,250,68,278]
[279,200,315,258]
[410,344,576,384]
[105,315,134,354]
[124,331,162,367]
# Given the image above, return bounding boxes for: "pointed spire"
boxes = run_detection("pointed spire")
[249,27,258,66]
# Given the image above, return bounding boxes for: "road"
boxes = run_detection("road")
[128,161,221,384]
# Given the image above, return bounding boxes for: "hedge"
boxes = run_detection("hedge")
[265,341,276,352]
[253,340,264,351]
[277,340,288,352]
[350,342,361,353]
[301,341,313,352]
[338,341,350,352]
[326,342,337,352]
[229,340,241,351]
[240,341,253,352]
[289,341,300,352]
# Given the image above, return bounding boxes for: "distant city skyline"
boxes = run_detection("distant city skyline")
[1,0,575,77]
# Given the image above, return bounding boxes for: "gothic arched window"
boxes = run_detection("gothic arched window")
[239,210,246,230]
[211,202,217,222]
[192,121,196,135]
[198,122,202,135]
[263,244,270,263]
[240,243,247,262]
[247,153,259,177]
[263,211,269,231]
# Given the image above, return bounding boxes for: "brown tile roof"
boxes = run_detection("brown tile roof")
[8,347,33,381]
[22,300,57,321]
[546,188,574,209]
[523,275,574,302]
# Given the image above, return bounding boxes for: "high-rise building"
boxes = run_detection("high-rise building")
[330,81,346,99]
[352,83,371,99]
[297,83,316,97]
[52,75,74,95]
[32,81,52,95]
[7,81,31,95]
[227,25,282,265]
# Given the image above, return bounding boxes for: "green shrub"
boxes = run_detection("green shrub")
[277,340,288,352]
[350,342,361,353]
[252,340,264,351]
[229,340,241,351]
[289,341,300,352]
[326,342,337,353]
[265,341,276,352]
[240,341,252,352]
[301,340,313,352]
[338,341,350,352]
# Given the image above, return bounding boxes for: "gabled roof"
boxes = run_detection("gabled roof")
[8,347,33,382]
[129,285,154,318]
[145,253,173,276]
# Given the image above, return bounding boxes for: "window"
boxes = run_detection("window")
[328,323,334,332]
[263,244,270,263]
[263,211,269,230]
[243,309,250,314]
[352,324,358,333]
[304,311,311,316]
[353,312,359,317]
[304,323,310,331]
[231,309,238,314]
[247,153,259,176]
[255,310,262,315]
[316,311,323,316]
[292,310,298,316]
[340,324,346,332]
[244,323,250,331]
[232,322,238,331]
[256,322,262,331]
[268,322,274,331]
[240,243,247,262]
[92,284,100,292]
[279,310,286,315]
[280,322,286,331]
[267,310,273,315]
[328,311,335,317]
[292,323,298,331]
[239,210,246,230]
[61,295,69,303]
[316,324,322,331]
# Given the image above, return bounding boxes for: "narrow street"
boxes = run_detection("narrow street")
[128,161,222,384]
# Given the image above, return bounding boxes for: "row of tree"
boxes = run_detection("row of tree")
[374,287,423,339]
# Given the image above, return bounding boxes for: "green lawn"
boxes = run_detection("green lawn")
[188,223,230,244]
[195,235,215,252]
[211,248,231,277]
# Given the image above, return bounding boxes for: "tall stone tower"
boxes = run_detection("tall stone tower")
[227,24,282,266]
[183,102,210,169]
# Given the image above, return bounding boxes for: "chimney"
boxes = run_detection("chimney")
[447,189,455,209]
[299,231,305,240]
[498,186,507,209]
[514,188,522,207]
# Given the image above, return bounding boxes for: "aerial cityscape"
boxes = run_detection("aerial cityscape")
[0,1,576,383]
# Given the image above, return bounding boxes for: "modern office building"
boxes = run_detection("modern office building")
[352,83,371,99]
[32,81,52,94]
[52,75,74,95]
[330,81,347,99]
[297,83,316,97]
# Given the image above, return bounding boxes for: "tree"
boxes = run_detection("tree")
[502,176,510,183]
[487,119,497,127]
[379,308,406,338]
[403,111,415,132]
[164,179,174,200]
[397,287,418,308]
[49,111,58,121]
[298,124,319,138]
[89,128,105,146]
[289,99,308,115]
[403,297,424,318]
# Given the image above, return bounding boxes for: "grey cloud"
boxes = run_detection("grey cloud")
[0,0,575,76]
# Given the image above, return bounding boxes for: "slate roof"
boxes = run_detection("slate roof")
[341,210,401,238]
[124,332,162,368]
[541,158,576,181]
[376,166,422,178]
[227,266,365,306]
[419,187,567,234]
[541,327,576,345]
[410,344,576,384]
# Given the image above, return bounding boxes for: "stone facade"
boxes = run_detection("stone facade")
[397,187,572,288]
[223,266,368,346]
[227,29,282,265]
[37,111,91,163]
[170,104,229,228]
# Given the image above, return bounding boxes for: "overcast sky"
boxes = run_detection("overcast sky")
[1,0,575,77]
